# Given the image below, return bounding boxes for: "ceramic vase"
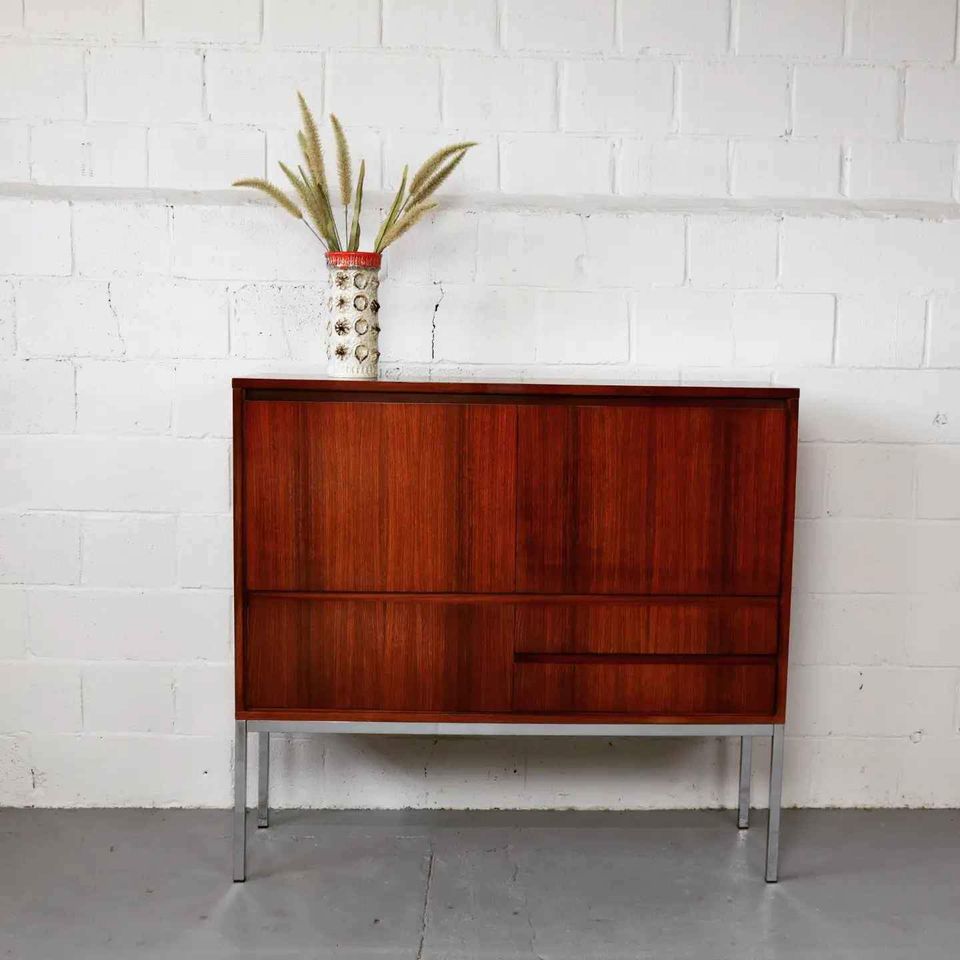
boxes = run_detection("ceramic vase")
[325,251,382,379]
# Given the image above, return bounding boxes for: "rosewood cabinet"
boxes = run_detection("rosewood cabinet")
[232,379,799,883]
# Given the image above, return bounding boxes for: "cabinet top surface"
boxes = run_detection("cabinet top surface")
[233,377,799,400]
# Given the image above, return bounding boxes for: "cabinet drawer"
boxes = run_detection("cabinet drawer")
[513,662,777,716]
[515,599,777,656]
[244,596,514,713]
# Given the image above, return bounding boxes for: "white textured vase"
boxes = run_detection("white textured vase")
[325,250,382,379]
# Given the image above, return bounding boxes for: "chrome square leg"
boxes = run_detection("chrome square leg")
[765,724,785,882]
[233,719,247,882]
[738,735,752,829]
[257,731,270,829]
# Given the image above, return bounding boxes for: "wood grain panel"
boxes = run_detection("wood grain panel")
[244,596,514,712]
[720,405,787,594]
[515,599,778,656]
[235,382,798,725]
[513,662,777,714]
[242,400,303,589]
[516,403,786,595]
[243,400,517,592]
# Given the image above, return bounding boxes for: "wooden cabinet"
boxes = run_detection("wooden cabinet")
[233,380,798,725]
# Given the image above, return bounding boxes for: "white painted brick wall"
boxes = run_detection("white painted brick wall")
[502,0,614,53]
[76,361,175,434]
[849,0,957,62]
[0,359,76,431]
[0,0,23,32]
[87,47,203,123]
[205,50,325,128]
[0,201,71,276]
[444,55,556,131]
[688,215,778,289]
[0,588,28,659]
[928,295,960,366]
[0,513,80,584]
[25,0,142,39]
[16,279,121,357]
[144,0,261,43]
[794,65,900,138]
[148,125,265,190]
[0,662,82,734]
[107,279,229,359]
[916,446,960,517]
[80,514,177,587]
[500,133,614,194]
[848,142,956,200]
[905,67,960,141]
[731,140,841,197]
[824,445,916,518]
[732,292,835,366]
[0,44,84,119]
[0,282,13,356]
[738,0,845,58]
[31,123,149,188]
[81,662,176,733]
[681,62,789,136]
[384,0,498,50]
[836,294,926,367]
[622,137,729,197]
[73,203,171,277]
[633,289,735,367]
[0,122,30,181]
[328,53,440,128]
[561,60,674,134]
[2,0,960,811]
[621,0,728,56]
[264,0,380,47]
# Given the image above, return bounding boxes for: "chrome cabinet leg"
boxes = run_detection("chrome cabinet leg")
[257,732,270,829]
[765,725,785,883]
[738,735,752,829]
[233,719,247,882]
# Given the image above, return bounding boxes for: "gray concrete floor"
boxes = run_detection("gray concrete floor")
[1,808,958,959]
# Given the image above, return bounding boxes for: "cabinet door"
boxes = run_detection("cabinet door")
[244,597,514,713]
[516,402,786,595]
[243,399,517,591]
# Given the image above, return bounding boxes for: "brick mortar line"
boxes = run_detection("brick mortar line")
[5,34,958,67]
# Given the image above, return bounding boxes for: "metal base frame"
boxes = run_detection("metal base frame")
[233,721,785,883]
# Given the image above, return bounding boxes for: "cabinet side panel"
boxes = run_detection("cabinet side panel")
[776,397,800,722]
[233,387,245,715]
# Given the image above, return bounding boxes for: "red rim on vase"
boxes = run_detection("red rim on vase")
[325,251,382,270]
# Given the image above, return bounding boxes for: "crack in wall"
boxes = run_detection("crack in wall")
[430,280,444,362]
[105,281,126,356]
